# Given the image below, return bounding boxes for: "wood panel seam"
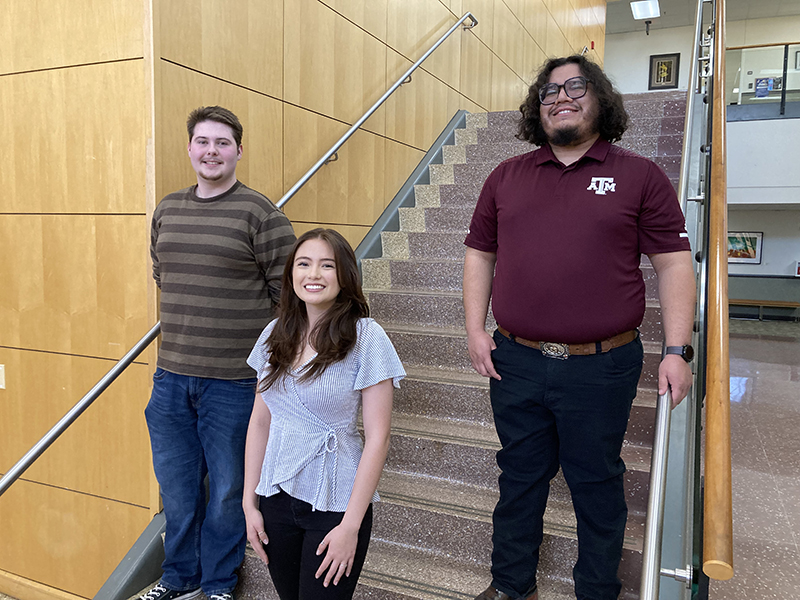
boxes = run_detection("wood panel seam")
[0,477,150,510]
[0,57,144,79]
[0,346,150,365]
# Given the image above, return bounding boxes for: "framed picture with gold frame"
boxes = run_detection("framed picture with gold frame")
[648,53,680,90]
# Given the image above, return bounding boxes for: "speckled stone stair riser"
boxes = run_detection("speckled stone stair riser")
[371,502,645,595]
[238,551,430,600]
[465,142,532,165]
[407,232,468,260]
[654,155,681,178]
[377,260,659,300]
[386,434,651,515]
[384,329,664,387]
[386,260,465,291]
[437,183,482,207]
[419,206,473,233]
[368,291,663,341]
[393,378,657,448]
[452,162,497,187]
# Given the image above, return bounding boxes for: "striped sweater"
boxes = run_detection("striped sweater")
[151,181,296,379]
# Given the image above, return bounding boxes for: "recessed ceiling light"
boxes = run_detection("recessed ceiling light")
[631,0,661,19]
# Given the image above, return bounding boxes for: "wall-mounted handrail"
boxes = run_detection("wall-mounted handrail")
[703,0,734,581]
[0,322,162,498]
[275,12,478,209]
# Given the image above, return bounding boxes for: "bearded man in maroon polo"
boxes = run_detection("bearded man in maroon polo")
[464,56,696,600]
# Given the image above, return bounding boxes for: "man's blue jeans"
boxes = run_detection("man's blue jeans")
[487,329,643,600]
[145,368,257,595]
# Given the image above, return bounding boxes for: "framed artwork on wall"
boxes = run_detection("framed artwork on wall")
[648,53,680,90]
[727,232,763,264]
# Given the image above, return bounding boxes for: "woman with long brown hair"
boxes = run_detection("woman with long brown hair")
[242,228,404,600]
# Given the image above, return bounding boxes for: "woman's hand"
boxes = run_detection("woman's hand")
[244,504,269,565]
[314,521,360,586]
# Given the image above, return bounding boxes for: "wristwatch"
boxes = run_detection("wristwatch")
[665,345,694,363]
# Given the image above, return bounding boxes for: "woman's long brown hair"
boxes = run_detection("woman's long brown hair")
[258,228,369,391]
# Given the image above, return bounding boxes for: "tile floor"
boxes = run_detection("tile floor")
[710,318,800,599]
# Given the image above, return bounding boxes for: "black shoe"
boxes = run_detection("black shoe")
[139,583,202,600]
[474,585,538,600]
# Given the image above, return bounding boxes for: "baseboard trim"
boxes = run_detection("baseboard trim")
[0,570,85,600]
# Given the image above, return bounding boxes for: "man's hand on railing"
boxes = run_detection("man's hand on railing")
[658,354,692,408]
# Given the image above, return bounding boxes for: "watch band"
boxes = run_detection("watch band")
[665,345,694,362]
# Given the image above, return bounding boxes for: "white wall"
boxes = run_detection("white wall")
[604,25,694,94]
[604,15,800,95]
[727,119,800,206]
[728,209,800,276]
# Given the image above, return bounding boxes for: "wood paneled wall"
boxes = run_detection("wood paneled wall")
[0,0,154,597]
[1,0,605,597]
[158,0,606,247]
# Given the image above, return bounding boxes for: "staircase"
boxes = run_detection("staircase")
[236,91,687,600]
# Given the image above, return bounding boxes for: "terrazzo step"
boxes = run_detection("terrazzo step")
[394,366,659,448]
[381,323,664,388]
[362,257,463,292]
[378,231,468,261]
[398,206,472,234]
[464,142,532,165]
[428,162,497,187]
[363,256,660,300]
[412,182,484,210]
[368,288,664,342]
[237,531,581,600]
[386,412,652,515]
[374,471,645,576]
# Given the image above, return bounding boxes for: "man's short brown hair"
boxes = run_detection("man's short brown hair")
[187,106,244,147]
[518,55,629,146]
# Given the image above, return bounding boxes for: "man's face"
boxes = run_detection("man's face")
[539,63,599,148]
[188,120,242,185]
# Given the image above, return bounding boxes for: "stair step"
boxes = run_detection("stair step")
[381,323,665,390]
[395,366,658,447]
[385,412,651,514]
[407,232,466,260]
[368,289,664,342]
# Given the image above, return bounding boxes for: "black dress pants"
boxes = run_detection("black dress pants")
[258,490,373,600]
[488,329,643,600]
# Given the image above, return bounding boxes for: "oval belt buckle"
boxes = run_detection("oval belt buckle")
[541,342,569,359]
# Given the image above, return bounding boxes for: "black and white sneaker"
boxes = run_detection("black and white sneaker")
[138,583,202,600]
[208,594,234,600]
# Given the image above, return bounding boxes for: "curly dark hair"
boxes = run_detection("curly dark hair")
[518,55,628,146]
[258,228,370,392]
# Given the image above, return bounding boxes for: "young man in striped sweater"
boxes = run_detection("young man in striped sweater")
[143,106,296,600]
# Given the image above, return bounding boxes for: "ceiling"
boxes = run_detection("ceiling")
[606,0,800,35]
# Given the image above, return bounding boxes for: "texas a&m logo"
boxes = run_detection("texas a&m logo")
[587,177,616,195]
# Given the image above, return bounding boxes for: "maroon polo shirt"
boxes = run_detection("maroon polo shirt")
[465,138,690,344]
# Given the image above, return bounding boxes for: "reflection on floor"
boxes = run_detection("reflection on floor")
[710,318,800,599]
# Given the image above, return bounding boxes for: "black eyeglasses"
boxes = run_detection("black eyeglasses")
[539,76,591,105]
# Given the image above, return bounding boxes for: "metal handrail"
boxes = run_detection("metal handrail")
[275,11,478,209]
[639,0,710,595]
[0,322,162,497]
[640,389,674,599]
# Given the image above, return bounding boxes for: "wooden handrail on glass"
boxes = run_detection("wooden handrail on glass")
[703,0,734,582]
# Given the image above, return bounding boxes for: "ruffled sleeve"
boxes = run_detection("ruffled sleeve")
[246,319,277,380]
[353,318,406,390]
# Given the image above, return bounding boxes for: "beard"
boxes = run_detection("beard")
[548,125,584,146]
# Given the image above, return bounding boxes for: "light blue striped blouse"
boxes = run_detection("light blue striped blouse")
[246,317,406,512]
